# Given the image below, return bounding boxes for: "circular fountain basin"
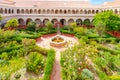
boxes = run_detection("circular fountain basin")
[50,35,67,48]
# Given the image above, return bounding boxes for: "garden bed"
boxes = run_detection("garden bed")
[108,31,120,38]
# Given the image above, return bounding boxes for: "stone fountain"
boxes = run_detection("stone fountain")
[50,23,67,48]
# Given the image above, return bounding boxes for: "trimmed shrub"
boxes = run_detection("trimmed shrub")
[43,49,55,80]
[31,46,48,56]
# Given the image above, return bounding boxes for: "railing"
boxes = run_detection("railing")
[2,14,95,17]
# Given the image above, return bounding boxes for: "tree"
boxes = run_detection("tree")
[45,21,53,32]
[83,19,91,26]
[95,21,106,37]
[69,22,77,32]
[5,18,19,28]
[27,21,36,31]
[70,22,77,28]
[93,11,120,31]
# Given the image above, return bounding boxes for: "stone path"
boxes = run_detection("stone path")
[50,51,61,80]
[36,35,78,80]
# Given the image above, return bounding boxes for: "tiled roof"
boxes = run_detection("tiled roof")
[0,0,119,8]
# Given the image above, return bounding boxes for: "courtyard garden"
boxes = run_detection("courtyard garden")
[0,11,120,80]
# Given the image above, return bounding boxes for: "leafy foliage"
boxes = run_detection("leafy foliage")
[27,21,36,31]
[45,21,53,32]
[0,58,25,80]
[95,21,106,37]
[74,27,87,38]
[26,52,45,74]
[5,18,19,28]
[0,15,2,21]
[93,11,120,31]
[70,22,77,28]
[0,29,16,42]
[83,19,91,26]
[61,37,120,80]
[81,69,94,80]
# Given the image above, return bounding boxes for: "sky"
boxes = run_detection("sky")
[89,0,114,5]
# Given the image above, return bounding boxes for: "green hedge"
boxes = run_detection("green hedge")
[43,49,55,80]
[0,45,23,54]
[92,38,120,43]
[97,45,120,55]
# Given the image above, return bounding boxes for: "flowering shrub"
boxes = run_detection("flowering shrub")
[26,52,45,74]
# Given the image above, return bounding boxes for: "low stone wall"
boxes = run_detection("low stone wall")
[50,41,67,48]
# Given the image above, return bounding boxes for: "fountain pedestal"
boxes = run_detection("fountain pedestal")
[50,35,67,48]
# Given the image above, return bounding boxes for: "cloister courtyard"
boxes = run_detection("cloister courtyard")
[0,0,120,80]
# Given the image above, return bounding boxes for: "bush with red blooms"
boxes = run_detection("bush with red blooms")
[53,21,63,28]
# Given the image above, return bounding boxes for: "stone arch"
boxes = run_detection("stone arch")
[76,10,79,14]
[26,9,29,14]
[43,18,49,24]
[96,10,99,13]
[101,10,103,12]
[51,9,54,14]
[83,19,91,26]
[84,10,87,14]
[42,9,46,14]
[30,9,33,14]
[107,9,109,12]
[59,9,62,14]
[115,9,118,14]
[17,9,20,14]
[55,10,58,14]
[76,19,82,26]
[47,9,50,14]
[64,10,67,14]
[0,8,3,14]
[72,10,75,14]
[110,9,113,12]
[68,19,74,25]
[21,9,24,14]
[88,10,91,14]
[26,18,32,24]
[68,9,71,14]
[60,19,66,25]
[34,9,37,14]
[80,10,83,14]
[18,18,24,25]
[51,18,58,24]
[35,18,41,24]
[38,9,41,14]
[12,9,14,14]
[92,10,95,14]
[5,8,7,14]
[8,9,11,14]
